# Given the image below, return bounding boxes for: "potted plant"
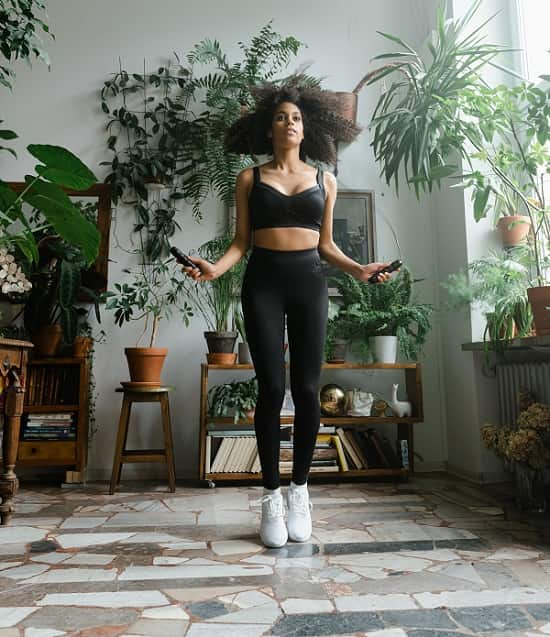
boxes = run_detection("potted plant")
[106,257,193,384]
[442,248,533,350]
[481,400,550,511]
[183,232,248,364]
[208,376,259,423]
[234,306,251,365]
[329,268,433,363]
[324,298,349,363]
[363,1,550,334]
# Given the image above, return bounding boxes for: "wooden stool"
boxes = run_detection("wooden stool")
[109,385,176,494]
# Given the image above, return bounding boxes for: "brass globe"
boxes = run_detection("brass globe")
[319,383,346,416]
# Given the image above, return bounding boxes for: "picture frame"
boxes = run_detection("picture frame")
[7,182,112,293]
[324,189,376,294]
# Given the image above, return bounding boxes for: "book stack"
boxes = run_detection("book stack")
[21,412,76,441]
[335,427,402,469]
[207,434,260,473]
[279,430,348,474]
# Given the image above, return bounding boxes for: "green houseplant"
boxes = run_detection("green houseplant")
[183,232,248,362]
[364,0,550,333]
[208,376,258,423]
[442,248,533,350]
[328,268,433,363]
[106,256,193,383]
[101,23,309,260]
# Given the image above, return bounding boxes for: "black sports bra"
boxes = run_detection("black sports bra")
[248,166,325,233]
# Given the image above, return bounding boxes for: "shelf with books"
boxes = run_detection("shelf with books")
[199,362,422,486]
[17,356,90,481]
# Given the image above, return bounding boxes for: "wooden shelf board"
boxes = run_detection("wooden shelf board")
[205,468,408,480]
[24,405,79,413]
[205,363,419,370]
[207,416,422,426]
[29,358,82,365]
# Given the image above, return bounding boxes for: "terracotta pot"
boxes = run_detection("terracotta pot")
[332,91,358,123]
[124,347,168,385]
[73,336,93,358]
[32,324,62,357]
[527,286,550,335]
[206,352,237,365]
[497,215,531,247]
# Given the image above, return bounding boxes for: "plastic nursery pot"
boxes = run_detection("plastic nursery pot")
[124,347,168,385]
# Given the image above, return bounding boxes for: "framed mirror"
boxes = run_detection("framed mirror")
[324,189,376,294]
[7,182,112,292]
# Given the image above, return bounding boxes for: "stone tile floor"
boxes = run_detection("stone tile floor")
[1,474,550,636]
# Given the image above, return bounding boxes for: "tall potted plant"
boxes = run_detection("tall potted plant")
[106,257,193,384]
[363,0,550,334]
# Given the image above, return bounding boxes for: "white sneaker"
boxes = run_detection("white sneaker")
[287,482,312,542]
[260,489,288,548]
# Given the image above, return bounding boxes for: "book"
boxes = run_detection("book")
[348,429,369,468]
[336,428,362,469]
[366,429,391,468]
[330,434,349,472]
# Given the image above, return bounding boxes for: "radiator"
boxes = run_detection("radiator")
[497,362,550,426]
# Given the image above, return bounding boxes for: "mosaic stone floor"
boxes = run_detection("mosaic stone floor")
[1,474,550,636]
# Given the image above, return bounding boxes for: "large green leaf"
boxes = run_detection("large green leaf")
[28,144,97,190]
[22,178,100,264]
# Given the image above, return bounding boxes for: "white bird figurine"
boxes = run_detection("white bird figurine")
[389,383,412,418]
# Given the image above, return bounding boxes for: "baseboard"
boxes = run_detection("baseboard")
[446,462,511,484]
[86,466,197,482]
[414,460,448,473]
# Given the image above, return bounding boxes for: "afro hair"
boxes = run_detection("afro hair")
[224,77,362,165]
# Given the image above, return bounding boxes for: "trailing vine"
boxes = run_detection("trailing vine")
[100,22,311,259]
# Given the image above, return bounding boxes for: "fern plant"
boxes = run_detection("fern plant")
[330,268,434,361]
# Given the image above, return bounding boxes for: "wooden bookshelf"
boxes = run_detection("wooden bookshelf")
[17,356,90,482]
[199,362,423,487]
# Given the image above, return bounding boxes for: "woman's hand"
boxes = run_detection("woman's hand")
[181,256,217,282]
[356,261,397,284]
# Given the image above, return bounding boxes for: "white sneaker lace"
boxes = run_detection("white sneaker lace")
[288,489,313,517]
[261,493,284,519]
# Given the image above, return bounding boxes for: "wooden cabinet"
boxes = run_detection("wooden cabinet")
[17,356,90,482]
[199,362,423,486]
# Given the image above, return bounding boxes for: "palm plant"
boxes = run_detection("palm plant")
[364,0,550,284]
[330,268,433,361]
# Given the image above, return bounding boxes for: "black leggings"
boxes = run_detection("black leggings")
[241,246,328,490]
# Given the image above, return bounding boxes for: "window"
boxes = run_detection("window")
[517,0,550,82]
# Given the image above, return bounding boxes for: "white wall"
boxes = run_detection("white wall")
[435,0,523,481]
[4,0,449,480]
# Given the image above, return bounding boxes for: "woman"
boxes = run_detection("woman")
[182,80,394,548]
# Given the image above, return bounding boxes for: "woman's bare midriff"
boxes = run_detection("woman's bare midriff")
[252,227,319,251]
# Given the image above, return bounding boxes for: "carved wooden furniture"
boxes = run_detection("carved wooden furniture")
[0,337,33,525]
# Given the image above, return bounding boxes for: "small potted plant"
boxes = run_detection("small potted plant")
[324,298,348,363]
[208,376,259,423]
[329,267,433,363]
[234,306,251,364]
[106,257,193,384]
[442,248,533,351]
[184,232,248,364]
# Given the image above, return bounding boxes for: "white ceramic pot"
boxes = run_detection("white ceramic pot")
[369,335,398,363]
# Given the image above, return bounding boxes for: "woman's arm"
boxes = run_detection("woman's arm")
[318,173,393,284]
[183,168,253,281]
